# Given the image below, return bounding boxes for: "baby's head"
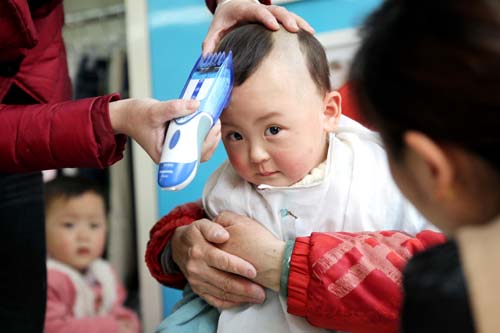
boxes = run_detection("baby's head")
[217,24,341,187]
[44,176,107,272]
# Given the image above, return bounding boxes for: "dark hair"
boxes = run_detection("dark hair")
[350,0,500,171]
[44,176,108,213]
[216,24,331,93]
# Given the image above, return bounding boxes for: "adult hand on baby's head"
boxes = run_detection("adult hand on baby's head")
[172,218,266,308]
[214,211,286,292]
[203,0,314,54]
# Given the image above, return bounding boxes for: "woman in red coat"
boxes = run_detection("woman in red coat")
[0,0,307,332]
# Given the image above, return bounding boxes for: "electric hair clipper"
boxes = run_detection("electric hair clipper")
[158,51,233,191]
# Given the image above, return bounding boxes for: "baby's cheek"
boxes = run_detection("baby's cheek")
[51,238,72,257]
[277,153,310,179]
[228,154,247,174]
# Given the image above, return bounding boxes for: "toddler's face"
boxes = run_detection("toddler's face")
[45,191,107,272]
[220,51,339,186]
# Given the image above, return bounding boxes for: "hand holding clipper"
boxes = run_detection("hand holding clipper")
[158,52,233,191]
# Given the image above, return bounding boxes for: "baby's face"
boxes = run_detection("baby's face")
[45,191,107,272]
[221,51,337,186]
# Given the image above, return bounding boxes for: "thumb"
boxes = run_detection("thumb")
[158,99,199,122]
[214,211,247,228]
[198,219,229,244]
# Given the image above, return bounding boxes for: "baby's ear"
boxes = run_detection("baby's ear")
[322,90,341,132]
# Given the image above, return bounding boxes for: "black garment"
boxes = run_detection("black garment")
[0,172,45,333]
[402,240,476,332]
[0,84,46,333]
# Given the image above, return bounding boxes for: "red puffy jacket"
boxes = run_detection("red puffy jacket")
[0,0,125,172]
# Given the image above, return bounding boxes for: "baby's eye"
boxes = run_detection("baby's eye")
[265,126,281,136]
[62,222,74,229]
[227,132,243,141]
[90,222,102,230]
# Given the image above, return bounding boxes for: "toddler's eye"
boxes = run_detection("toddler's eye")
[227,132,243,141]
[90,222,102,230]
[63,222,74,229]
[265,126,281,136]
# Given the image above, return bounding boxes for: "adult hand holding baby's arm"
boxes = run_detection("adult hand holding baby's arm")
[172,218,266,308]
[108,98,220,164]
[214,211,286,291]
[203,0,314,54]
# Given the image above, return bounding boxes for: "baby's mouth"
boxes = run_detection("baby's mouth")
[259,171,277,177]
[77,248,90,255]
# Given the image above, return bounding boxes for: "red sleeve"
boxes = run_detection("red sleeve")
[287,230,446,333]
[0,93,126,172]
[145,202,207,289]
[205,0,272,14]
[339,82,373,128]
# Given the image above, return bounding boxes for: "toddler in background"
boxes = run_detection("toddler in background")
[44,176,139,333]
[158,24,435,333]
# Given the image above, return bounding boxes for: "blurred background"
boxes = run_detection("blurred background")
[60,0,381,331]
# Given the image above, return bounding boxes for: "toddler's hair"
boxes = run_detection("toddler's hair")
[44,176,108,213]
[216,24,331,94]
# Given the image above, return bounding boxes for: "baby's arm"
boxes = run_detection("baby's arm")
[214,212,446,333]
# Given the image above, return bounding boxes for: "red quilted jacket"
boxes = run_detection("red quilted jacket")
[0,0,126,172]
[146,202,445,333]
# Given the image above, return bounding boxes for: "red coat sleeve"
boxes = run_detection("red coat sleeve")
[145,202,207,289]
[0,94,126,172]
[205,0,272,14]
[287,230,446,333]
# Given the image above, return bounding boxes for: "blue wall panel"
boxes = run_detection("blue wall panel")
[147,0,381,318]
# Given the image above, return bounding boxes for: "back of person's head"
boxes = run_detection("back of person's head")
[44,176,108,213]
[216,23,331,94]
[350,0,500,172]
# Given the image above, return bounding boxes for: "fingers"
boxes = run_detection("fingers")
[156,99,200,122]
[200,292,243,309]
[190,268,266,308]
[197,217,229,243]
[206,246,257,279]
[291,12,315,34]
[202,22,226,55]
[200,120,221,162]
[203,2,279,55]
[194,273,265,306]
[178,219,256,278]
[250,5,281,31]
[266,5,298,31]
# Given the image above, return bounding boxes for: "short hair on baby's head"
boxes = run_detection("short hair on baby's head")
[44,176,108,213]
[216,24,331,94]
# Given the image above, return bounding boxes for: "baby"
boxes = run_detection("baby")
[44,176,139,333]
[159,24,434,333]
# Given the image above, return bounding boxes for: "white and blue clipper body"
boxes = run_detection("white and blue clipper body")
[158,51,233,191]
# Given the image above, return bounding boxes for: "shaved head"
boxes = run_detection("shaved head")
[216,24,331,94]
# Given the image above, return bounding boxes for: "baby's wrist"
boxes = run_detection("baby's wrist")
[255,240,286,291]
